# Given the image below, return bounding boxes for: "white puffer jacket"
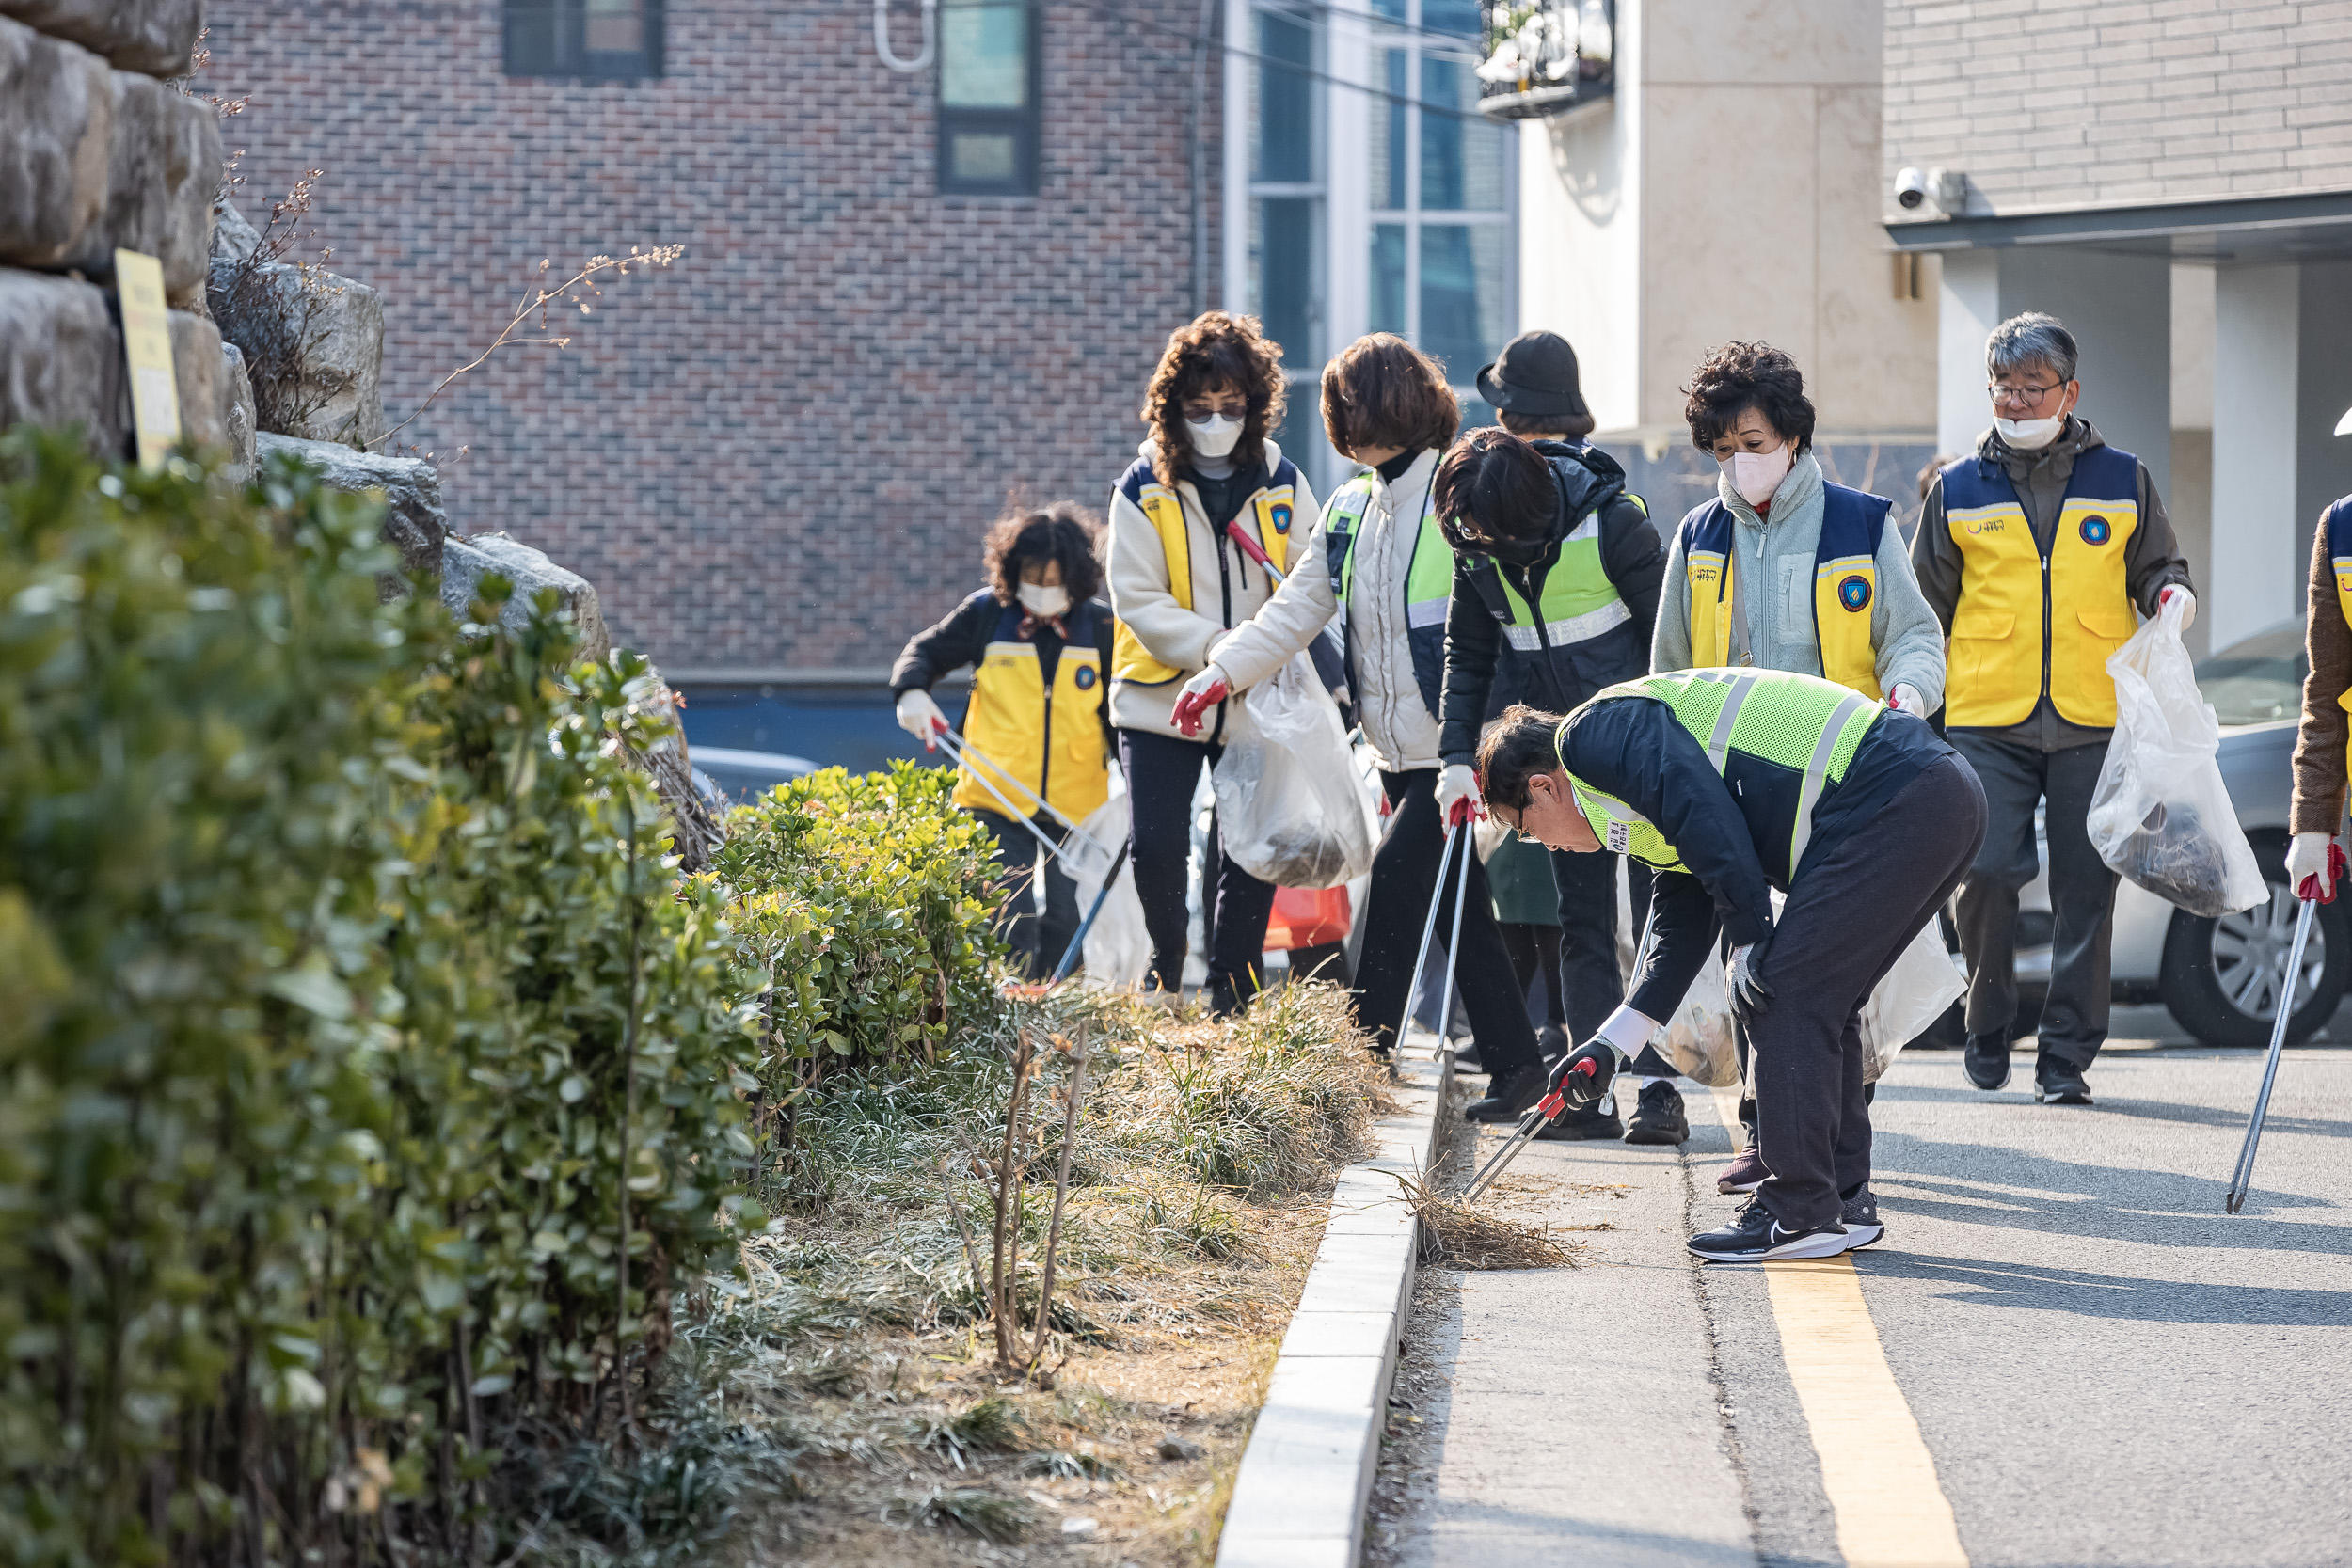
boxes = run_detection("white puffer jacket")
[1208,449,1444,772]
[1104,437,1320,742]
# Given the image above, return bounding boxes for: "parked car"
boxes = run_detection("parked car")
[691,745,818,807]
[1997,618,2340,1048]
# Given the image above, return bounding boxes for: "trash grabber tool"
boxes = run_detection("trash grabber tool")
[1463,1057,1603,1202]
[1224,521,1287,584]
[1431,815,1474,1049]
[931,731,1091,866]
[938,725,1108,849]
[1399,822,1460,1043]
[1044,840,1130,990]
[2226,892,2317,1214]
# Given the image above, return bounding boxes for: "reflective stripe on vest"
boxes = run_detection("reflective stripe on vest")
[956,598,1111,823]
[1940,445,2140,728]
[1681,485,1888,699]
[1558,668,1879,880]
[1324,471,1455,716]
[1497,513,1633,653]
[2327,498,2352,781]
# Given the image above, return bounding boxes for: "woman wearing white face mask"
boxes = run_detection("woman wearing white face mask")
[1650,341,1946,1191]
[892,502,1116,978]
[1105,311,1319,1015]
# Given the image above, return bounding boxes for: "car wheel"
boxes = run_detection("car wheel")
[2158,855,2348,1049]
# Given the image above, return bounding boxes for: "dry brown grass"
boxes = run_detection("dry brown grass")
[1392,1164,1584,1271]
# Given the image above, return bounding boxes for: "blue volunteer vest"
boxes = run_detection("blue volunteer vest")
[1678,483,1893,699]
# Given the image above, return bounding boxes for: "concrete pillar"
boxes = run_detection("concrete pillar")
[2296,261,2352,578]
[2211,264,2300,652]
[1937,249,1999,458]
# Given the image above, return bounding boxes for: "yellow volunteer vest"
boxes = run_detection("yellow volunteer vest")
[954,600,1111,823]
[1939,446,2141,728]
[1109,457,1301,685]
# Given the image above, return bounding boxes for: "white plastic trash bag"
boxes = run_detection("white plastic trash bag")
[1661,950,1740,1087]
[2086,596,2265,919]
[1857,919,1964,1084]
[1211,653,1375,889]
[1060,795,1150,990]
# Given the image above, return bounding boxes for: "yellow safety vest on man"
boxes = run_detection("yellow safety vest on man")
[955,597,1111,823]
[1938,445,2142,728]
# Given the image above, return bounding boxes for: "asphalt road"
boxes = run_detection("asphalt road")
[1378,1039,2352,1568]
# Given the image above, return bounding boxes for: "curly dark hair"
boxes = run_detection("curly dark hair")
[1681,341,1816,455]
[1321,333,1459,458]
[982,501,1104,607]
[1140,310,1289,489]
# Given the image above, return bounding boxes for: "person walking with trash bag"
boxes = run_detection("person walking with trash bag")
[1653,341,1946,1186]
[1168,333,1544,1099]
[1913,312,2193,1106]
[892,503,1116,979]
[1107,311,1318,1016]
[1432,417,1672,1140]
[1474,670,1986,1260]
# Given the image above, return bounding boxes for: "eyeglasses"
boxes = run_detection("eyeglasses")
[1987,380,2066,411]
[1183,399,1248,421]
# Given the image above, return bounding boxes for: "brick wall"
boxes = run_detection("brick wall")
[1883,0,2352,214]
[201,0,1221,673]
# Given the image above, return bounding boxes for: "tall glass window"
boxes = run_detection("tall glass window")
[1248,6,1331,483]
[1367,2,1514,424]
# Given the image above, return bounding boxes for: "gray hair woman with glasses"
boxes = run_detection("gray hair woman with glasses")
[1910,310,2194,1111]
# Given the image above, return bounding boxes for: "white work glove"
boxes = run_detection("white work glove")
[1171,663,1230,737]
[2286,832,2341,902]
[895,688,947,751]
[1437,763,1485,827]
[2158,585,2197,630]
[1887,682,1927,717]
[1727,941,1774,1025]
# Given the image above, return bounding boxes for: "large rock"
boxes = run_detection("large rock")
[439,533,611,664]
[167,307,223,451]
[218,338,254,473]
[213,258,387,446]
[62,70,219,304]
[0,266,125,451]
[256,431,446,578]
[0,0,202,78]
[0,17,112,269]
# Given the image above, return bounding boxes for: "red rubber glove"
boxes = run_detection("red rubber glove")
[1170,667,1229,737]
[2300,843,2349,904]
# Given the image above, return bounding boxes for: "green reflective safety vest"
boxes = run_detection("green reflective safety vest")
[1560,668,1881,879]
[1323,474,1456,717]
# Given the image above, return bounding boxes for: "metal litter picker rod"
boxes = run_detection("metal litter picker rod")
[1397,822,1459,1042]
[1044,840,1130,990]
[2226,893,2316,1213]
[1432,816,1473,1048]
[939,725,1106,849]
[932,731,1102,865]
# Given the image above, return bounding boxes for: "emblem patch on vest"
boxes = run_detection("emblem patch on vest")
[1269,502,1293,535]
[2079,515,2111,545]
[1605,821,1629,854]
[1838,575,1871,612]
[1074,666,1097,689]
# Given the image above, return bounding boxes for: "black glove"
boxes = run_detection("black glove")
[1727,938,1774,1027]
[1544,1037,1621,1117]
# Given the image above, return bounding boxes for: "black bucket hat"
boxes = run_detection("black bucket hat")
[1476,330,1589,420]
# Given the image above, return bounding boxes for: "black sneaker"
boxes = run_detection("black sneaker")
[1839,1190,1883,1251]
[1206,972,1254,1020]
[1624,1081,1690,1146]
[1963,1030,2012,1091]
[1687,1203,1851,1263]
[2034,1056,2093,1105]
[1453,1041,1485,1074]
[1464,1063,1548,1123]
[1716,1144,1767,1194]
[1534,1101,1625,1140]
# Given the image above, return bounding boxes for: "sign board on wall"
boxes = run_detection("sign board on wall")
[115,248,180,470]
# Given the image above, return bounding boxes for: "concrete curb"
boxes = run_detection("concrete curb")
[1215,1043,1454,1568]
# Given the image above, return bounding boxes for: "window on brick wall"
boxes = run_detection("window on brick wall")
[503,0,664,81]
[938,0,1039,196]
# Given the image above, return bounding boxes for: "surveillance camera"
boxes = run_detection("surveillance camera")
[1895,167,1931,210]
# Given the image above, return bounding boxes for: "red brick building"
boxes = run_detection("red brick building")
[203,0,1228,678]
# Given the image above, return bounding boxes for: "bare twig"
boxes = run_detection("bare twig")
[372,245,685,451]
[1026,1024,1090,1371]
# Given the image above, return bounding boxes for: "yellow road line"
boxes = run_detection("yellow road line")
[1700,1084,1968,1567]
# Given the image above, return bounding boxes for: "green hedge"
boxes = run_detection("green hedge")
[0,433,757,1565]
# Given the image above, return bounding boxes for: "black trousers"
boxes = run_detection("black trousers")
[1351,770,1540,1075]
[972,809,1079,981]
[1499,923,1565,1033]
[1947,732,2117,1069]
[1551,847,1675,1077]
[1117,727,1277,992]
[1749,753,1987,1232]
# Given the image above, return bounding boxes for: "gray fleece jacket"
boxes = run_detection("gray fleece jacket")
[1652,453,1946,709]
